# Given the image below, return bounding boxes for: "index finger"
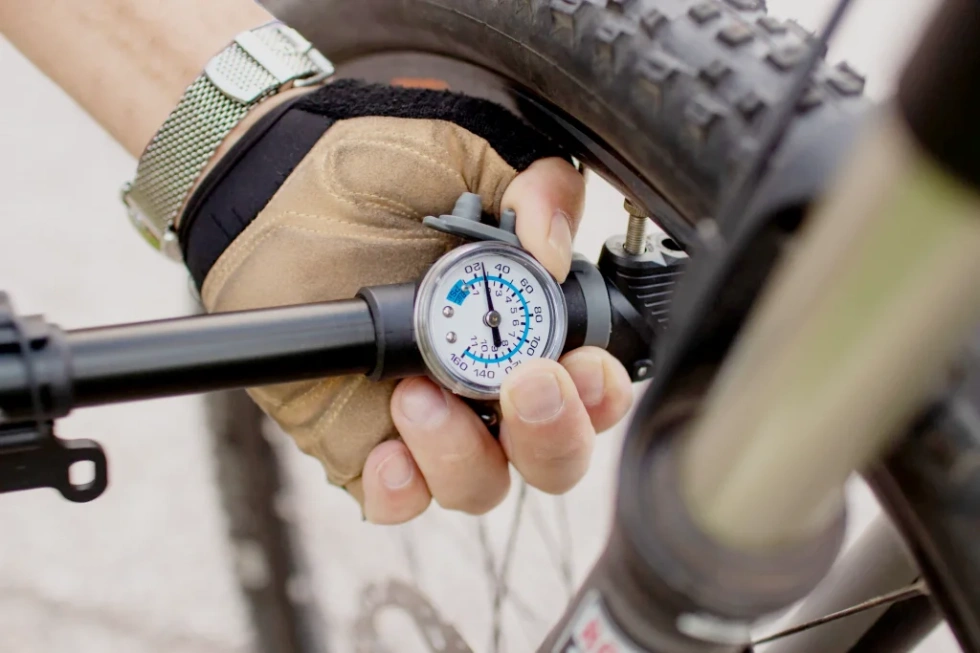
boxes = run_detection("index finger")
[501,158,585,282]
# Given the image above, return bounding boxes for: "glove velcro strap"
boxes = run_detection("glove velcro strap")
[179,80,568,290]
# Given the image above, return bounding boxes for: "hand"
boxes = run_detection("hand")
[376,163,634,523]
[195,81,634,523]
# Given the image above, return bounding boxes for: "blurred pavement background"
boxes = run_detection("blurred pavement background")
[0,1,962,651]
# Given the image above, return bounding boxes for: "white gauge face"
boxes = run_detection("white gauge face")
[415,242,567,400]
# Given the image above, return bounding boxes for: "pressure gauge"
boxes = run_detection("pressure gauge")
[414,242,567,400]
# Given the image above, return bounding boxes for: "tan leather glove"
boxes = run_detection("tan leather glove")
[183,81,568,503]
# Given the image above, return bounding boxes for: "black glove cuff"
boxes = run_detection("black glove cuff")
[180,80,568,290]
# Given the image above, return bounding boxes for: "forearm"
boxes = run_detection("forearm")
[0,0,273,157]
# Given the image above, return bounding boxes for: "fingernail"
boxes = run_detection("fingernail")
[510,372,564,423]
[378,451,414,489]
[549,209,573,265]
[399,380,449,426]
[567,354,605,407]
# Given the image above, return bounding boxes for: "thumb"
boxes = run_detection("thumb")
[501,158,585,282]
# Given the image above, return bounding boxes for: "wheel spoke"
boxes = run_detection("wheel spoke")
[555,495,575,598]
[528,495,565,588]
[487,479,528,653]
[526,489,577,606]
[751,580,929,646]
[494,480,528,589]
[476,517,500,653]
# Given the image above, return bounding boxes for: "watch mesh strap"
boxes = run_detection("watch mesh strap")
[125,76,257,245]
[122,23,333,258]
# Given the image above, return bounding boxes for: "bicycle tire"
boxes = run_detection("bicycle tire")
[267,0,869,244]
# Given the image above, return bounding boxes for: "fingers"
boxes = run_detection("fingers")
[389,377,511,514]
[501,158,585,282]
[560,347,634,433]
[365,350,632,521]
[361,439,431,525]
[498,359,595,494]
[364,377,511,524]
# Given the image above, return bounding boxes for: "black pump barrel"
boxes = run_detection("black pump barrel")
[0,274,643,421]
[0,299,376,420]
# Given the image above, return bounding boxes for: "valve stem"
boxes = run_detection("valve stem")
[623,199,648,255]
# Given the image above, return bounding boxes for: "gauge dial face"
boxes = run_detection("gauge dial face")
[415,242,567,400]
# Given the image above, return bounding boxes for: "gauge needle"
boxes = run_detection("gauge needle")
[483,266,503,348]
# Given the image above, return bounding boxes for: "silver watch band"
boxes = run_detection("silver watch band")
[121,22,333,260]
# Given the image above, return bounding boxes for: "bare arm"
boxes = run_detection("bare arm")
[0,0,273,157]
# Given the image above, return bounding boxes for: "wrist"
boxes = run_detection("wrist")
[122,22,334,258]
[178,86,316,228]
[131,9,276,155]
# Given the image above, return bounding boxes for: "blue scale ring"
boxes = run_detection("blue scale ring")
[460,276,530,364]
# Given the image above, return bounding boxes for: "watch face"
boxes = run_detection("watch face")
[415,242,567,400]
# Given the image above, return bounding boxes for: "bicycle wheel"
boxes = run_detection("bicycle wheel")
[204,388,327,653]
[267,0,869,245]
[214,1,972,651]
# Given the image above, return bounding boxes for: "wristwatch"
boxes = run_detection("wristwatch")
[121,22,334,261]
